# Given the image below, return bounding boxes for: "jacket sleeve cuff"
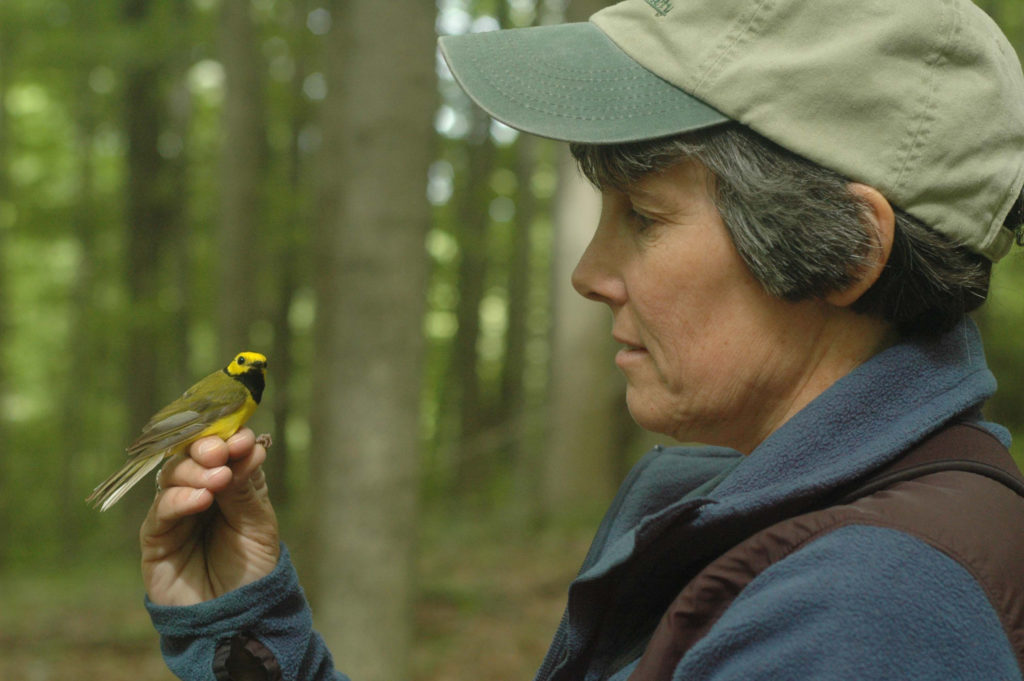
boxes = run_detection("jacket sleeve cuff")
[146,544,341,681]
[213,634,283,681]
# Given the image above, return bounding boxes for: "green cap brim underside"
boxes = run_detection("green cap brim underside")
[439,22,729,144]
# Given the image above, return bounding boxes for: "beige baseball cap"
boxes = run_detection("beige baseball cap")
[439,0,1024,261]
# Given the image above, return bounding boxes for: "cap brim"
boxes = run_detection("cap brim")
[438,22,729,144]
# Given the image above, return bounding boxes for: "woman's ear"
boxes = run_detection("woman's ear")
[826,183,895,307]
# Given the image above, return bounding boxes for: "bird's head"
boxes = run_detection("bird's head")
[226,351,268,377]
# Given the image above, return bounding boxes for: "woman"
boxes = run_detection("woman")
[142,0,1024,679]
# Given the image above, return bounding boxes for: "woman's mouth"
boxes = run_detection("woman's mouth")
[614,338,648,367]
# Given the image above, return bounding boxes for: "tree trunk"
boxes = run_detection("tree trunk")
[166,0,194,391]
[537,0,650,520]
[507,133,548,525]
[217,0,266,357]
[500,136,537,426]
[542,151,621,518]
[310,2,435,680]
[265,0,315,509]
[448,104,496,492]
[121,0,179,521]
[0,12,10,569]
[59,74,99,559]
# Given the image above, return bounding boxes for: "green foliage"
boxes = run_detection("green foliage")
[0,0,1022,675]
[1,0,1024,577]
[978,256,1024,467]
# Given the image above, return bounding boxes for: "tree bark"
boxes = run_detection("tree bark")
[0,10,10,569]
[121,0,181,520]
[310,2,436,680]
[542,151,621,518]
[59,71,99,558]
[166,0,194,391]
[448,104,496,492]
[217,0,267,357]
[507,133,549,525]
[537,0,654,520]
[264,0,314,511]
[500,135,537,433]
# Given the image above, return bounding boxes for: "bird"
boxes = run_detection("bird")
[87,351,268,512]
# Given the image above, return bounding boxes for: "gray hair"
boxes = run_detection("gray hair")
[570,125,993,337]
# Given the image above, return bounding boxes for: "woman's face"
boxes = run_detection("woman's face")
[571,160,842,453]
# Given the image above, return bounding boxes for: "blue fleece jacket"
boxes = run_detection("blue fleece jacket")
[147,317,1020,681]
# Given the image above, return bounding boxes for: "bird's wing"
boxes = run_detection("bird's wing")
[125,371,248,455]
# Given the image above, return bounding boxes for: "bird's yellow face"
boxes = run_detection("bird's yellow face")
[226,351,268,376]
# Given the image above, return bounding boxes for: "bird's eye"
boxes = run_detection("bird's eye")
[237,356,246,365]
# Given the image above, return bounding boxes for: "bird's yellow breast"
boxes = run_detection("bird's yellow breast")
[197,394,259,441]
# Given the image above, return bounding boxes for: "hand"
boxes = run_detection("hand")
[141,428,281,607]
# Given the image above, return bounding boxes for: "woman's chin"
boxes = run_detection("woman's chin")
[625,392,679,440]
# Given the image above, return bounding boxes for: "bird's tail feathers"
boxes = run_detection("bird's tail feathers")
[86,451,167,512]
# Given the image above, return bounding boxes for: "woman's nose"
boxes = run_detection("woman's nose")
[572,215,626,306]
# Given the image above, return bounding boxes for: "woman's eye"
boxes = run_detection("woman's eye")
[629,208,656,232]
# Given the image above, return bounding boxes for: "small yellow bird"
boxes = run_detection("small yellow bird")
[87,351,268,511]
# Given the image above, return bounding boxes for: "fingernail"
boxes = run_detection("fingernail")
[203,466,225,482]
[197,440,217,456]
[189,488,207,502]
[227,429,248,443]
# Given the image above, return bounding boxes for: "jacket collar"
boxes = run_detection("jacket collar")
[577,317,1002,583]
[704,316,1003,519]
[556,318,1002,679]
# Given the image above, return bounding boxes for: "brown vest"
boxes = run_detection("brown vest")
[628,423,1024,681]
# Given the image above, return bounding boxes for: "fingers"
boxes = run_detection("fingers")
[188,435,232,467]
[185,428,259,465]
[218,440,271,506]
[193,428,269,494]
[163,429,261,491]
[200,427,269,494]
[143,439,230,552]
[212,437,277,536]
[140,485,214,546]
[157,486,214,522]
[158,452,233,494]
[153,428,274,522]
[226,428,258,460]
[140,427,280,603]
[227,436,267,482]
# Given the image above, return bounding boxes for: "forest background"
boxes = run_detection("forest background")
[1,1,1023,679]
